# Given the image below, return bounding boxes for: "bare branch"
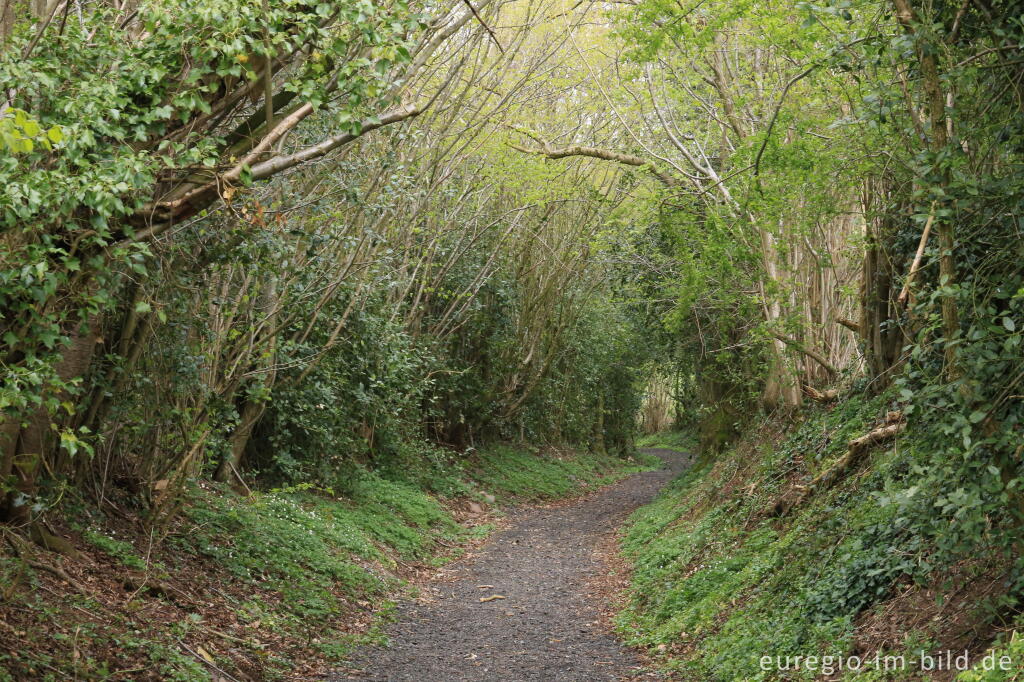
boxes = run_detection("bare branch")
[508,127,678,187]
[460,0,504,53]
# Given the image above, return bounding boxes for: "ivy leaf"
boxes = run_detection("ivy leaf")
[38,329,59,348]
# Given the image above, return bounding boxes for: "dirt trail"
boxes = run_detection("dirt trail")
[338,448,691,682]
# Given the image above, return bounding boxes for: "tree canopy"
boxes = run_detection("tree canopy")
[1,0,1024,675]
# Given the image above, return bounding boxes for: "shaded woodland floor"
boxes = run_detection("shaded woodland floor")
[338,449,691,681]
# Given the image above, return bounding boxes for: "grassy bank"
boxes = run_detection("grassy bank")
[618,396,1022,681]
[637,430,696,451]
[0,445,653,681]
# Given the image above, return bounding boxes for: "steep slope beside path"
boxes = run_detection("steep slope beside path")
[339,448,691,681]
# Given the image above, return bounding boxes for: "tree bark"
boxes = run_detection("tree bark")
[2,319,101,524]
[858,184,909,386]
[892,0,961,379]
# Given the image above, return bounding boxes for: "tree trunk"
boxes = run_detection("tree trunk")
[2,319,101,523]
[213,275,279,487]
[859,195,908,386]
[592,392,606,456]
[892,0,960,379]
[214,399,266,488]
[1,0,32,46]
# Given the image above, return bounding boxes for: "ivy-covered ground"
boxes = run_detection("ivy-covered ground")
[618,395,1024,681]
[0,446,653,681]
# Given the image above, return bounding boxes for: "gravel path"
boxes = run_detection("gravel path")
[339,448,691,682]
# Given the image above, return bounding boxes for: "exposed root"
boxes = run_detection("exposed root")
[3,526,94,597]
[30,523,83,559]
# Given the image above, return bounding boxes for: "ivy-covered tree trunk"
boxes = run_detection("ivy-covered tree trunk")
[2,319,100,525]
[758,229,802,410]
[214,271,279,486]
[214,398,266,487]
[892,0,961,380]
[858,188,909,385]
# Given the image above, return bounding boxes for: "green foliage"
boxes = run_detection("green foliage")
[616,396,965,680]
[849,0,1024,586]
[611,3,1024,672]
[82,528,148,571]
[0,0,421,440]
[0,107,62,154]
[802,518,923,624]
[470,445,656,502]
[255,295,434,486]
[887,278,1024,572]
[959,627,1024,681]
[1,0,654,540]
[637,430,697,451]
[182,485,393,621]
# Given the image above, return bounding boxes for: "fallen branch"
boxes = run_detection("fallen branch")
[767,330,839,377]
[803,385,840,402]
[204,627,263,648]
[836,317,860,334]
[27,561,91,595]
[766,412,905,517]
[897,201,937,306]
[178,641,243,682]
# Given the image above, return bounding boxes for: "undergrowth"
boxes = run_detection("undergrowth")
[618,394,1023,681]
[0,444,650,681]
[637,430,696,451]
[470,445,659,502]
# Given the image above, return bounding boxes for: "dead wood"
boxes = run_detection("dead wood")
[766,413,905,517]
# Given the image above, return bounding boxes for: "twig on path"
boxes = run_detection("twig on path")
[479,594,506,602]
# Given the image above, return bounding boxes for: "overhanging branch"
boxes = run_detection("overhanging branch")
[130,102,422,240]
[251,102,422,179]
[508,127,679,187]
